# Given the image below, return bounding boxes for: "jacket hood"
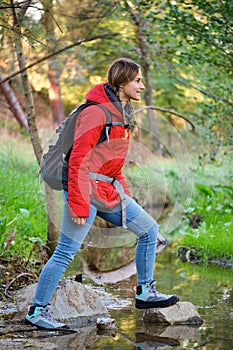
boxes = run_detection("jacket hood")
[86,83,123,117]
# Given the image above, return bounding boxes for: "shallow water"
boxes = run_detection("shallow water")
[1,250,232,349]
[65,250,233,350]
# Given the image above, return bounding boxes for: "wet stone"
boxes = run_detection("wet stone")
[143,302,204,325]
[96,317,117,330]
[16,279,110,327]
[0,302,18,319]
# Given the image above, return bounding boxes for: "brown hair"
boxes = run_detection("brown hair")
[107,57,141,95]
[107,58,140,138]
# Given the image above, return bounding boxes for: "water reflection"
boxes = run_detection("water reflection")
[137,320,201,340]
[135,321,202,349]
[29,321,202,350]
[33,325,97,350]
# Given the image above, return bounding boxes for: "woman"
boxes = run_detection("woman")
[25,58,179,330]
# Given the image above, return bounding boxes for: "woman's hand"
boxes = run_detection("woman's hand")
[71,217,86,226]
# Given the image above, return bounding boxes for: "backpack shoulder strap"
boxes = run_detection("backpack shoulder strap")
[65,102,113,160]
[84,101,112,125]
[82,101,113,145]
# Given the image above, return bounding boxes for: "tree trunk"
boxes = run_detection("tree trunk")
[44,185,59,256]
[124,0,161,152]
[41,0,65,125]
[48,62,65,125]
[142,55,161,152]
[0,71,28,130]
[11,0,59,256]
[12,16,41,163]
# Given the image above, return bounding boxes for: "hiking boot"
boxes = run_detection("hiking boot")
[135,280,179,309]
[25,305,69,330]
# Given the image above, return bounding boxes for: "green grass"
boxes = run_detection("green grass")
[0,134,47,259]
[178,186,233,261]
[175,152,233,263]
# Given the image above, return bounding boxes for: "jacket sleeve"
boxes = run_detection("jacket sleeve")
[68,106,106,217]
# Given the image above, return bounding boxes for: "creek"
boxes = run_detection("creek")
[61,248,233,350]
[1,245,232,349]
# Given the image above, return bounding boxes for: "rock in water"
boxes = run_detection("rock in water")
[97,317,117,330]
[143,302,203,325]
[16,280,109,326]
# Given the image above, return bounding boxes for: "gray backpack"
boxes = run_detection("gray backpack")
[41,102,112,190]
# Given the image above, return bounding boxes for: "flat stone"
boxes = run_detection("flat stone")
[143,302,203,325]
[16,279,109,326]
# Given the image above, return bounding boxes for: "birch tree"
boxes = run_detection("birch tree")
[9,0,60,255]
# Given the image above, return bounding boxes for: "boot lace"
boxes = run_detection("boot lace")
[147,281,169,298]
[40,306,57,323]
[147,281,157,296]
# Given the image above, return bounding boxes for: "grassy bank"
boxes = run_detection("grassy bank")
[174,152,233,265]
[0,133,47,260]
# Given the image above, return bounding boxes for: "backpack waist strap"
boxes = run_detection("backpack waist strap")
[89,172,127,229]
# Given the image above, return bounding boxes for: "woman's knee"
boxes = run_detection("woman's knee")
[52,239,80,265]
[139,224,158,244]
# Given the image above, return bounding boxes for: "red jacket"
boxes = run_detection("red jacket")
[68,83,131,218]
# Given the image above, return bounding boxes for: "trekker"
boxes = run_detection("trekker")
[25,57,179,330]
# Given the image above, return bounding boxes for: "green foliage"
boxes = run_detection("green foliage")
[1,0,232,149]
[176,151,233,262]
[165,0,233,70]
[0,136,47,259]
[162,0,233,144]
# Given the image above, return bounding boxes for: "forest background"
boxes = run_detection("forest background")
[0,0,232,283]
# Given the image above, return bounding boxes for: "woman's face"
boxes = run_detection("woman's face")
[119,69,145,102]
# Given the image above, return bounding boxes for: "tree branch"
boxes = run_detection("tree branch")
[174,73,233,107]
[0,33,119,84]
[134,105,195,130]
[17,0,33,23]
[0,20,49,48]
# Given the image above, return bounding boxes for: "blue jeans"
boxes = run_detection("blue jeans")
[33,192,159,307]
